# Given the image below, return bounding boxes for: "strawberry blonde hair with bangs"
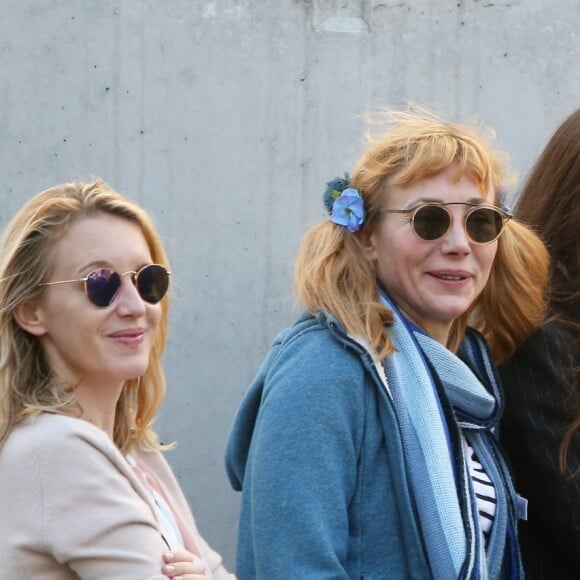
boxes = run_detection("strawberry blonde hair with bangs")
[295,108,548,361]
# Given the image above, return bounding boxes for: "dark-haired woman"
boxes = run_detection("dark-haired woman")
[499,108,580,579]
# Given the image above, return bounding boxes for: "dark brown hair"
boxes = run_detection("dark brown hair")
[515,108,580,474]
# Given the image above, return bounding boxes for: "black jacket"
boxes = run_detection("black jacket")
[499,321,580,579]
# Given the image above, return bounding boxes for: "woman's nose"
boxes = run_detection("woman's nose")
[441,213,471,254]
[114,275,147,316]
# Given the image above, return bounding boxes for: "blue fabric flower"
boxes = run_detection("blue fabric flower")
[498,189,512,216]
[330,188,365,233]
[323,175,351,212]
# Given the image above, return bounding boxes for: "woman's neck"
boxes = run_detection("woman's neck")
[74,381,124,439]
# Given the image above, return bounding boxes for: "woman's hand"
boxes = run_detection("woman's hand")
[162,550,210,579]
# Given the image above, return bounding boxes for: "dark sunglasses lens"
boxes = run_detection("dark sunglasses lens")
[413,206,451,240]
[466,208,503,243]
[136,265,169,304]
[86,269,121,307]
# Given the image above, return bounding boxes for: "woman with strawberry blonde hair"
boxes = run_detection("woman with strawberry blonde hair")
[226,108,548,579]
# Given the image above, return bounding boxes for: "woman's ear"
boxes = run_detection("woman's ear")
[358,228,378,261]
[13,300,47,336]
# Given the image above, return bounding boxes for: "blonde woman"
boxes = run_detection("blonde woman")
[0,181,234,579]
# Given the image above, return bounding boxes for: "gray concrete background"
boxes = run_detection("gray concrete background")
[1,0,578,569]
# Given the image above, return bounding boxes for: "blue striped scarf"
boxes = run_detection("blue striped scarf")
[379,291,521,579]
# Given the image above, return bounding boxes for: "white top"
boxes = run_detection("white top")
[462,437,497,547]
[126,453,185,550]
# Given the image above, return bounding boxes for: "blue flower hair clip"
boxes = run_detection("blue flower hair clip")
[498,189,512,216]
[323,174,366,233]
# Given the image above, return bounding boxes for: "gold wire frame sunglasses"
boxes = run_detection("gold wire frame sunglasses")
[379,202,512,244]
[39,264,171,308]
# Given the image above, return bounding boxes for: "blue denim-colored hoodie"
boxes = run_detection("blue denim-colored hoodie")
[225,312,521,579]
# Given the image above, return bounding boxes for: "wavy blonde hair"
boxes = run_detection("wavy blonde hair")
[295,109,549,361]
[0,180,170,453]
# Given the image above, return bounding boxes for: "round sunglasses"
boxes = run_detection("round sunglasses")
[39,263,170,308]
[379,202,511,244]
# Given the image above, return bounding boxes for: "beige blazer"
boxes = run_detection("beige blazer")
[0,413,235,579]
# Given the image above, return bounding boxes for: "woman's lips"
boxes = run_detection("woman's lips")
[108,328,145,346]
[427,270,473,284]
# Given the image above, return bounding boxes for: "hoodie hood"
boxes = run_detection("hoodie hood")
[225,316,315,491]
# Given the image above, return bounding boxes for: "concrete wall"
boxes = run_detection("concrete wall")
[1,0,578,569]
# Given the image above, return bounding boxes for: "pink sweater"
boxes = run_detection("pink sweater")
[0,413,235,579]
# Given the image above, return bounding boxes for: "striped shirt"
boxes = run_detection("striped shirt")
[462,436,497,548]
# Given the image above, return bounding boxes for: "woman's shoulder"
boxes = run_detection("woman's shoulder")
[273,311,366,369]
[2,413,121,472]
[535,319,573,341]
[273,311,335,347]
[14,412,112,444]
[1,414,145,518]
[261,312,372,409]
[499,321,576,404]
[505,321,575,372]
